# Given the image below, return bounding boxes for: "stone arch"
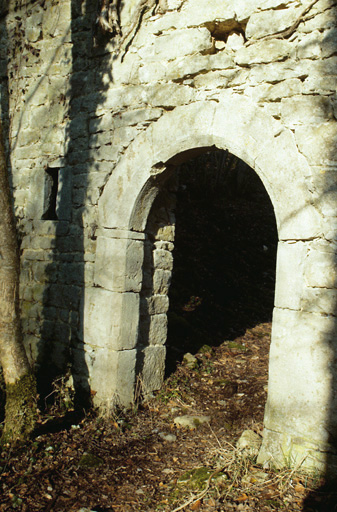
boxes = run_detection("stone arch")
[87,96,324,470]
[98,97,320,238]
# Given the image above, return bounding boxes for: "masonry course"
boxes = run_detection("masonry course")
[1,0,337,473]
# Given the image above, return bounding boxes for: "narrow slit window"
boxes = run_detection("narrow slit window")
[42,167,59,220]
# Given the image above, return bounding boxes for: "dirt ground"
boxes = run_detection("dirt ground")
[1,322,336,512]
[1,152,337,511]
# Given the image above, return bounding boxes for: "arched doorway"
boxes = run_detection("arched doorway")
[89,97,323,471]
[140,148,277,378]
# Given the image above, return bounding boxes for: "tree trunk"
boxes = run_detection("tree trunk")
[0,120,37,444]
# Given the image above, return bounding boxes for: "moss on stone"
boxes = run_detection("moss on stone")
[1,372,37,445]
[79,452,104,468]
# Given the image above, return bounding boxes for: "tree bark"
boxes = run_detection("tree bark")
[0,119,36,444]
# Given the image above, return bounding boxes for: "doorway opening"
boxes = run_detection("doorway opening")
[166,149,278,374]
[139,148,278,384]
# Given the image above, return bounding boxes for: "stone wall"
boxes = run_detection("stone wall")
[1,0,337,473]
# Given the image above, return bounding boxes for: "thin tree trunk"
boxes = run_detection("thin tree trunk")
[0,119,36,444]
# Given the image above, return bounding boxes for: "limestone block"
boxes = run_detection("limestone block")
[139,51,234,83]
[301,288,337,315]
[94,236,144,292]
[298,27,337,60]
[312,55,337,77]
[88,347,137,408]
[114,107,163,128]
[33,219,69,236]
[48,76,69,102]
[25,79,49,107]
[26,168,46,220]
[144,83,195,108]
[265,308,337,445]
[154,249,173,271]
[258,428,327,473]
[154,224,175,242]
[299,6,337,33]
[148,314,168,345]
[23,335,40,365]
[31,283,45,302]
[42,2,71,39]
[305,241,337,290]
[97,85,146,112]
[140,345,166,394]
[193,70,231,89]
[297,30,323,60]
[321,28,337,59]
[226,32,244,51]
[274,241,308,310]
[294,123,337,166]
[247,61,307,86]
[257,79,303,102]
[139,313,168,346]
[303,75,337,94]
[246,5,302,40]
[137,28,213,61]
[82,288,140,350]
[252,130,322,240]
[306,170,337,218]
[143,294,169,315]
[153,269,172,294]
[94,144,119,162]
[149,2,235,32]
[29,103,66,129]
[235,39,292,66]
[281,96,333,127]
[154,241,174,251]
[26,26,42,43]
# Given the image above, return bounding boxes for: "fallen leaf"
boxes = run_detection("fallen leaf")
[237,493,249,502]
[190,499,202,510]
[294,483,305,493]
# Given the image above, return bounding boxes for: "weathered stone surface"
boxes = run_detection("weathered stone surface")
[82,288,139,350]
[306,170,337,218]
[153,269,172,294]
[295,123,337,166]
[246,5,302,40]
[235,39,292,66]
[305,240,337,289]
[94,237,144,292]
[6,0,337,474]
[143,294,169,315]
[236,430,262,458]
[265,308,336,444]
[89,347,137,407]
[153,249,173,271]
[281,96,333,126]
[143,314,168,346]
[137,28,213,61]
[140,346,166,394]
[274,241,308,310]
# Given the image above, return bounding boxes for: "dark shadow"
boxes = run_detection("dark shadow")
[137,148,277,379]
[166,149,277,374]
[38,0,122,412]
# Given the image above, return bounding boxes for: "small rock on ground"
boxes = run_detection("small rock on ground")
[236,429,262,458]
[174,415,210,428]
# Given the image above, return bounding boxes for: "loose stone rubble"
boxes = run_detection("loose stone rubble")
[1,0,337,473]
